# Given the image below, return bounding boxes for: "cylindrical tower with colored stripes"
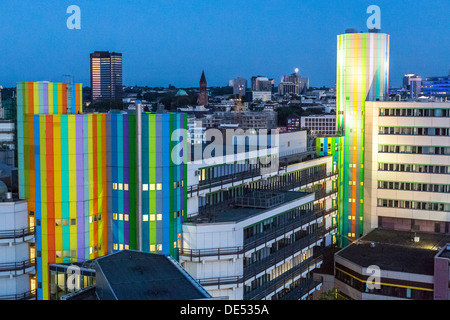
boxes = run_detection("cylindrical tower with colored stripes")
[17,82,107,300]
[336,31,390,246]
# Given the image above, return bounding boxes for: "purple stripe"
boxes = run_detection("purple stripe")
[43,82,49,114]
[76,116,85,261]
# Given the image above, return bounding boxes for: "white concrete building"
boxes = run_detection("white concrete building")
[0,194,35,300]
[364,101,450,234]
[180,131,338,300]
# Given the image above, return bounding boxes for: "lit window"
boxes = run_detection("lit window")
[143,184,148,191]
[150,245,155,252]
[63,251,70,258]
[157,244,162,251]
[118,183,123,190]
[119,244,123,251]
[113,183,117,190]
[113,213,117,220]
[174,242,177,248]
[125,245,129,250]
[157,184,162,190]
[119,214,123,221]
[157,214,162,221]
[150,184,155,191]
[143,215,149,222]
[113,244,118,250]
[124,184,129,191]
[150,214,156,221]
[63,219,69,226]
[55,219,62,226]
[124,214,129,221]
[56,251,62,258]
[174,182,177,188]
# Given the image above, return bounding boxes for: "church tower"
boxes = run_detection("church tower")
[197,70,208,106]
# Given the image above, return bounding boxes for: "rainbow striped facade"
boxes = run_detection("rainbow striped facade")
[17,82,188,299]
[336,32,390,246]
[107,112,187,258]
[17,82,107,300]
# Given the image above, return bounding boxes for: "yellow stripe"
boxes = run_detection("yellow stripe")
[336,267,433,292]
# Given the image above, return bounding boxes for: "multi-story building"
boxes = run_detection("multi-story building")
[179,131,338,300]
[0,189,36,300]
[364,100,450,234]
[251,76,273,102]
[229,77,247,96]
[90,51,123,102]
[301,115,336,136]
[16,81,188,299]
[336,29,390,245]
[402,74,422,100]
[334,228,450,300]
[421,73,450,97]
[278,72,309,96]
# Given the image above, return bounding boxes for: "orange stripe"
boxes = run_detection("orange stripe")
[102,115,108,255]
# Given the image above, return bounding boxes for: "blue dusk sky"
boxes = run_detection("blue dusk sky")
[0,0,449,88]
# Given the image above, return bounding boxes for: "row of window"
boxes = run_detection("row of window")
[379,145,450,155]
[378,163,450,174]
[379,126,450,136]
[377,198,449,212]
[379,108,450,117]
[378,181,450,193]
[38,215,103,227]
[113,182,184,191]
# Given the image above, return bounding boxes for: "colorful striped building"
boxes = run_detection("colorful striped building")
[107,112,187,258]
[17,82,188,299]
[336,31,390,246]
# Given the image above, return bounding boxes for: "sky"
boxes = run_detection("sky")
[0,0,449,88]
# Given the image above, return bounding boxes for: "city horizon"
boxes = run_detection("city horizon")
[0,0,449,88]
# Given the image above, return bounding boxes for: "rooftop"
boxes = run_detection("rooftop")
[188,191,311,224]
[336,228,450,275]
[94,250,210,300]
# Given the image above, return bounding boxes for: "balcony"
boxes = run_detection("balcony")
[0,290,37,300]
[0,258,36,276]
[0,227,35,244]
[179,247,244,261]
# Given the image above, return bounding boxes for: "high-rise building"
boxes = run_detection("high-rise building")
[90,51,123,102]
[421,73,450,97]
[229,77,247,96]
[336,29,390,246]
[278,71,309,96]
[16,82,188,299]
[197,70,208,106]
[402,74,422,99]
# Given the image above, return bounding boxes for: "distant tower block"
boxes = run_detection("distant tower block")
[197,70,209,106]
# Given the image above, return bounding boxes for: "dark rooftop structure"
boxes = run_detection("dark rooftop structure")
[188,191,312,224]
[66,250,212,300]
[336,229,450,275]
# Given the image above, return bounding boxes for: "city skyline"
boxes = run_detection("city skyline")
[0,0,449,88]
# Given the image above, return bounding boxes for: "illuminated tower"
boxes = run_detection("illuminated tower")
[90,51,123,101]
[336,30,390,246]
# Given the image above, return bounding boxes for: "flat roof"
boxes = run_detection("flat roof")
[95,250,210,300]
[188,191,311,224]
[336,229,450,275]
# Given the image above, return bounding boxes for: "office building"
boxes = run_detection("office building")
[90,51,123,102]
[180,131,338,300]
[421,73,450,97]
[402,74,422,100]
[251,76,273,102]
[301,115,336,136]
[278,72,309,96]
[229,77,247,96]
[364,100,450,234]
[336,29,390,245]
[334,228,450,300]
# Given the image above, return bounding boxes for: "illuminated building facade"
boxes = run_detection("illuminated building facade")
[336,30,390,245]
[17,82,188,299]
[90,51,123,101]
[17,82,108,300]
